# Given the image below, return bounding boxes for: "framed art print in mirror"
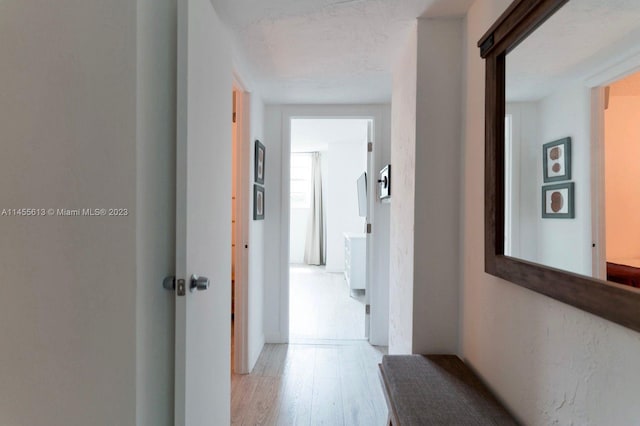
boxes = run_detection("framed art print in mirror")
[479,0,640,333]
[255,139,265,185]
[253,184,264,220]
[543,137,571,183]
[542,182,574,219]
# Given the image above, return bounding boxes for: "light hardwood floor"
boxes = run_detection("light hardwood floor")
[289,265,366,341]
[231,342,388,426]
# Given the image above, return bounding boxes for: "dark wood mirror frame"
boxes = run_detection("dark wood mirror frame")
[478,0,640,333]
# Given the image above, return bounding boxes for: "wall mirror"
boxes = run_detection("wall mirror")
[479,0,640,333]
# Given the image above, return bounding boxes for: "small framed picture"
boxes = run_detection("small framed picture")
[543,137,571,182]
[254,140,265,185]
[542,182,574,219]
[253,184,264,220]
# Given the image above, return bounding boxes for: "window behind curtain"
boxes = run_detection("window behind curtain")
[291,153,312,209]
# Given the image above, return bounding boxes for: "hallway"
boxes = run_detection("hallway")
[289,265,366,342]
[231,341,388,425]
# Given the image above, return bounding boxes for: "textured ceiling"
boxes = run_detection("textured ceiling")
[506,0,640,102]
[212,0,474,103]
[291,118,369,152]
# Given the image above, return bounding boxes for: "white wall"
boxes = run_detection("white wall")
[413,18,463,354]
[537,84,592,275]
[508,88,593,277]
[136,0,176,424]
[369,109,393,347]
[462,0,640,424]
[389,24,417,355]
[389,18,463,355]
[264,106,287,343]
[0,1,137,425]
[247,92,266,371]
[505,102,539,261]
[325,142,367,272]
[264,104,391,344]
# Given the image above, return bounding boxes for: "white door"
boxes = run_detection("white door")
[364,120,374,339]
[175,0,232,424]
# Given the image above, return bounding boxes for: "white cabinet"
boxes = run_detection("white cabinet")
[344,233,366,291]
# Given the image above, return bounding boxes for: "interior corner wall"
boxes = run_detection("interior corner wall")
[388,18,463,355]
[462,0,640,424]
[0,1,137,425]
[247,92,266,370]
[389,24,417,355]
[136,0,176,424]
[412,18,463,354]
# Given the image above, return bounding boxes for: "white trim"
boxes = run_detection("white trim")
[280,112,291,343]
[585,50,640,88]
[504,114,513,256]
[590,87,607,280]
[364,119,374,340]
[231,79,251,374]
[279,104,388,345]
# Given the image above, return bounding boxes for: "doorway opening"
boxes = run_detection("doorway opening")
[288,118,371,342]
[231,82,250,373]
[594,70,640,287]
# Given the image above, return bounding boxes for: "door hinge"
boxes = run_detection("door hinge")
[365,304,370,315]
[367,142,373,152]
[366,223,372,234]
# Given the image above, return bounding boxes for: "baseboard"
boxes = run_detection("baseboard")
[264,332,288,344]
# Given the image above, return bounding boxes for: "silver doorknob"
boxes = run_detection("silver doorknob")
[163,276,175,291]
[190,275,210,292]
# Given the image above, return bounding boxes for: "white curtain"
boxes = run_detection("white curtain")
[304,152,325,265]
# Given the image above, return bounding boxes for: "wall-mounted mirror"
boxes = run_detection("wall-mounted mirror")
[479,0,640,332]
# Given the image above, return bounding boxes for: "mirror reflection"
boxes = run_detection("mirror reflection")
[504,0,640,288]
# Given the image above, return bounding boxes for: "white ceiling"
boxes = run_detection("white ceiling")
[506,0,640,102]
[212,0,474,104]
[291,118,369,152]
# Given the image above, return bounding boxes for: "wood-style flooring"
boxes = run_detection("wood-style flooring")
[289,265,366,341]
[231,341,388,426]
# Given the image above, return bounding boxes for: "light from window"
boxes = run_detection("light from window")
[291,153,312,209]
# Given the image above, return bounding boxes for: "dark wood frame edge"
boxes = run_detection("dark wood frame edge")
[480,0,640,333]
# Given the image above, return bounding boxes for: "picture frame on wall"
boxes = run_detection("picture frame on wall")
[254,139,265,185]
[542,182,574,219]
[253,184,264,220]
[543,137,571,183]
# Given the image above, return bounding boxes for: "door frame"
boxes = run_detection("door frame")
[232,74,251,374]
[586,53,640,279]
[279,105,388,344]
